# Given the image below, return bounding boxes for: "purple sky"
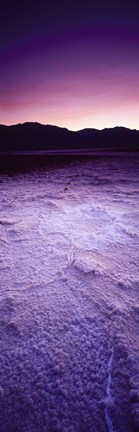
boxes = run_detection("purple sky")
[1,1,139,130]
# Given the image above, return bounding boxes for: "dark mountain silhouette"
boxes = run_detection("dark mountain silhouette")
[0,122,139,153]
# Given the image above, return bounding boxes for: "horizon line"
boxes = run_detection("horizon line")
[0,121,139,133]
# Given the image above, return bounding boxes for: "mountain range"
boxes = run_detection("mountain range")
[0,122,139,153]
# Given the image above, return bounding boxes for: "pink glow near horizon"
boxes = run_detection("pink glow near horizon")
[1,14,139,131]
[1,68,139,130]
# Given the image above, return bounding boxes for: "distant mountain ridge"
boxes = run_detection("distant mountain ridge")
[0,122,139,153]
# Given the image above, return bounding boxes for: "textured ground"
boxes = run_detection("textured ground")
[0,155,139,432]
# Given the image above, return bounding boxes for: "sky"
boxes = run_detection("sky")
[1,1,139,130]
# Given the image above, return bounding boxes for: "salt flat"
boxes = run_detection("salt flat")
[0,155,139,432]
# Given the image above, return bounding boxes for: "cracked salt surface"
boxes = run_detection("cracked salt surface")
[0,155,139,431]
[104,347,114,432]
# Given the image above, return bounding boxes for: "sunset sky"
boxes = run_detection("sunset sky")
[1,1,139,130]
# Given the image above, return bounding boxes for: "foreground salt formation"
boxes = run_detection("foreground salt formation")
[0,154,139,431]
